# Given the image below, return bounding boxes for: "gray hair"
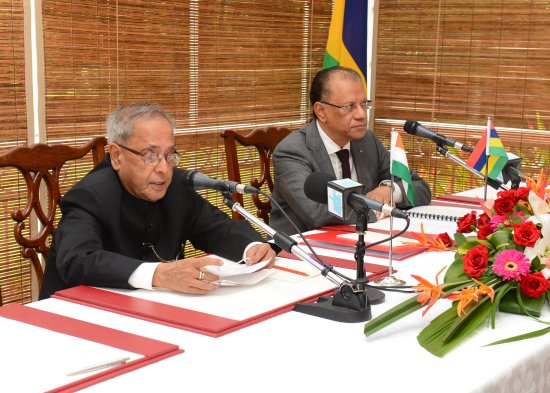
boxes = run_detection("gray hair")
[106,103,176,143]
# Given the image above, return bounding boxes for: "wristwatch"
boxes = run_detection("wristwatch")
[379,179,392,188]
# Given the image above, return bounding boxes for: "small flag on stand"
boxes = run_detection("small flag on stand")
[465,117,508,180]
[323,0,368,91]
[391,131,415,207]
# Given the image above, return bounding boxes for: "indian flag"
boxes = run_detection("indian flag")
[391,131,415,207]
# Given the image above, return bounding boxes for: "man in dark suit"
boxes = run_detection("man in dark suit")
[270,67,431,235]
[39,103,275,299]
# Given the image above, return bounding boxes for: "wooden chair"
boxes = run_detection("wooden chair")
[221,127,292,224]
[0,137,108,297]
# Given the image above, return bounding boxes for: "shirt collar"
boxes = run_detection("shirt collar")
[316,120,351,155]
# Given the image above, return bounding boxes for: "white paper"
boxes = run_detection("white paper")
[0,317,141,391]
[204,258,274,286]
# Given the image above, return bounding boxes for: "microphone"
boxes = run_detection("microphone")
[304,172,408,219]
[181,169,259,194]
[404,120,474,153]
[502,152,526,189]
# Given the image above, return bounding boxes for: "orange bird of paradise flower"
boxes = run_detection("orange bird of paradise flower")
[445,279,495,316]
[526,168,549,200]
[403,224,454,252]
[412,265,447,316]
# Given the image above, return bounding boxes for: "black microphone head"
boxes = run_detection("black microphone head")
[180,169,212,190]
[180,169,196,187]
[304,172,336,204]
[403,120,418,135]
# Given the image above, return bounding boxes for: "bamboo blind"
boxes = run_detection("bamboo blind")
[374,0,550,197]
[0,0,331,299]
[0,0,30,304]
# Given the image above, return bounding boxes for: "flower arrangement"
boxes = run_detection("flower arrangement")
[364,170,550,357]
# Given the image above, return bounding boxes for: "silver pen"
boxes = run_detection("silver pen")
[66,356,131,376]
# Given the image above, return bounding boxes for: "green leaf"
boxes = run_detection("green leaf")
[456,239,490,255]
[454,232,468,246]
[442,295,493,343]
[364,295,422,337]
[485,326,550,346]
[487,229,513,251]
[444,256,470,283]
[499,287,545,317]
[490,281,513,328]
[417,298,493,357]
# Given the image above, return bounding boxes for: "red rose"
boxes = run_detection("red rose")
[436,232,453,247]
[477,213,491,227]
[477,224,493,240]
[497,189,518,202]
[462,244,489,278]
[493,196,516,215]
[513,221,541,247]
[520,272,550,298]
[457,211,477,233]
[515,187,530,201]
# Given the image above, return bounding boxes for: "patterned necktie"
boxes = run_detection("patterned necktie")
[335,149,351,179]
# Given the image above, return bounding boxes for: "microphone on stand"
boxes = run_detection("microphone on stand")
[304,172,409,220]
[181,169,259,195]
[220,191,376,323]
[502,153,526,189]
[404,120,474,153]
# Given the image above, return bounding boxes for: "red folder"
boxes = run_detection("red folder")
[430,198,481,210]
[54,284,335,338]
[276,250,392,281]
[435,194,481,205]
[305,229,427,260]
[0,303,182,393]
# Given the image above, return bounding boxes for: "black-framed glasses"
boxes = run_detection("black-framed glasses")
[320,99,373,114]
[117,143,182,167]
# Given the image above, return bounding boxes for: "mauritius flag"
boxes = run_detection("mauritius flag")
[323,0,368,91]
[466,118,508,180]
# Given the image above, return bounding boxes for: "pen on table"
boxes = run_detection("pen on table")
[66,356,131,376]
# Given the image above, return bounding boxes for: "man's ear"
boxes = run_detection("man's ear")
[313,102,326,122]
[109,143,121,171]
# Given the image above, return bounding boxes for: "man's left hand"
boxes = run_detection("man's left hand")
[366,185,394,218]
[244,243,276,268]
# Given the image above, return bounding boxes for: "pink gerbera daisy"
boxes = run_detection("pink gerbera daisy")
[493,249,531,281]
[490,215,508,231]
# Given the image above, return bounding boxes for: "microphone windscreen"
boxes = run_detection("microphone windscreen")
[304,172,336,204]
[403,120,417,135]
[180,169,194,186]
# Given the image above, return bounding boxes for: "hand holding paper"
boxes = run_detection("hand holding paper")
[204,258,274,286]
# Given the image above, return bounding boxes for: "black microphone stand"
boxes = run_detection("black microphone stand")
[222,192,373,323]
[349,200,385,305]
[435,145,508,191]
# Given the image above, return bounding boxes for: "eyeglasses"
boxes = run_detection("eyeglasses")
[320,99,373,114]
[116,143,182,167]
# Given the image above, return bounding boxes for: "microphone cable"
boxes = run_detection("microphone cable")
[258,190,416,293]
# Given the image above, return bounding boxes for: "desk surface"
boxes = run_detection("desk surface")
[25,186,550,392]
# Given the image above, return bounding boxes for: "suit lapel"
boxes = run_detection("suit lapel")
[305,122,336,177]
[351,139,369,185]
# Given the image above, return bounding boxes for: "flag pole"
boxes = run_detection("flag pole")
[483,116,491,201]
[374,128,405,287]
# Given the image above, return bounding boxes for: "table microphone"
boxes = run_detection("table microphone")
[404,120,474,153]
[181,169,259,194]
[304,172,408,219]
